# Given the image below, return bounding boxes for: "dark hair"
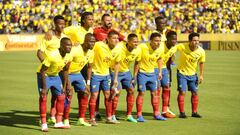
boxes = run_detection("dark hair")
[127,33,138,41]
[150,32,161,40]
[54,15,64,24]
[188,32,200,41]
[80,12,93,26]
[84,33,95,40]
[166,31,177,39]
[155,16,165,24]
[101,13,111,21]
[60,37,71,44]
[107,30,119,38]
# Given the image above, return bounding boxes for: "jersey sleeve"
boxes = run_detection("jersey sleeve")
[38,38,47,52]
[42,56,51,67]
[199,50,206,63]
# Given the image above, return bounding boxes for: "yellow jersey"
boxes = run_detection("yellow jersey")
[92,41,112,76]
[136,43,164,73]
[110,42,140,72]
[164,43,205,76]
[69,45,94,73]
[38,33,66,57]
[37,50,72,76]
[64,25,93,45]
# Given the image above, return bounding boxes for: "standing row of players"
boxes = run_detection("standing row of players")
[36,12,205,132]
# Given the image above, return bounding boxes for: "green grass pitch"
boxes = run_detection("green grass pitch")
[0,51,240,135]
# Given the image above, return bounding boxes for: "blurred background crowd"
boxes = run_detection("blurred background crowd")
[0,0,239,41]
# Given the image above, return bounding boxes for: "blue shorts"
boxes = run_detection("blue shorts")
[90,74,111,92]
[154,68,169,87]
[69,73,86,92]
[37,73,63,96]
[110,71,133,90]
[177,71,198,92]
[137,72,157,92]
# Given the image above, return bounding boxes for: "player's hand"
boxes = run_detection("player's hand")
[44,30,53,41]
[40,88,47,98]
[158,73,162,80]
[113,79,118,88]
[131,77,136,87]
[198,75,204,84]
[85,84,90,95]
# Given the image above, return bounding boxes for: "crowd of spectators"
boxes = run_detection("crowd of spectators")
[0,0,239,41]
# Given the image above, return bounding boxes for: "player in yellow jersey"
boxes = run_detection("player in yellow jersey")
[62,33,96,128]
[164,32,205,118]
[45,12,94,45]
[88,30,119,125]
[37,15,66,125]
[155,31,177,118]
[37,15,66,62]
[63,12,94,45]
[37,37,72,132]
[110,33,140,123]
[134,33,167,122]
[154,16,176,116]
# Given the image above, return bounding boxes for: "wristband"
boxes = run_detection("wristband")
[87,80,91,85]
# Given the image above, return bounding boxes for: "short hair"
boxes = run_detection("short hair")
[150,32,161,40]
[84,33,95,40]
[127,33,138,41]
[188,32,200,41]
[60,37,71,44]
[166,31,177,39]
[101,13,111,21]
[54,15,64,24]
[155,16,166,24]
[80,12,93,26]
[107,30,119,38]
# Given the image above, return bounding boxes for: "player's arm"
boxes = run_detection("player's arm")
[132,61,139,87]
[39,64,48,98]
[37,39,47,62]
[163,45,179,64]
[199,62,204,84]
[37,50,44,62]
[157,58,163,80]
[62,62,71,95]
[86,63,93,94]
[113,62,120,88]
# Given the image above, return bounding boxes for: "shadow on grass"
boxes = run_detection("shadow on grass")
[0,110,40,131]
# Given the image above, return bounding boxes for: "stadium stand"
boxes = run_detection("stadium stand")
[0,0,239,42]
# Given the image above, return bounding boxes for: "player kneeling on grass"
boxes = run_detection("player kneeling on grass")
[37,37,72,132]
[134,32,167,122]
[110,33,140,123]
[164,32,205,118]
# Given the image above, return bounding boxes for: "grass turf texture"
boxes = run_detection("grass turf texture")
[0,51,240,135]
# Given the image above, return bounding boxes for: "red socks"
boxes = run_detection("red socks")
[50,95,57,118]
[112,96,119,116]
[151,94,159,116]
[56,94,65,123]
[136,95,143,116]
[162,87,170,113]
[126,94,134,115]
[191,94,199,113]
[177,94,185,113]
[89,97,97,119]
[63,95,72,120]
[104,97,112,118]
[39,96,47,124]
[78,93,89,118]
